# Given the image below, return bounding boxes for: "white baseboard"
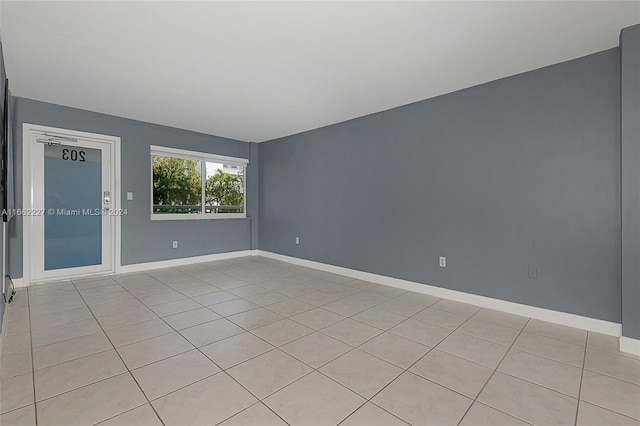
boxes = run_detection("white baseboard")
[11,278,26,289]
[620,336,640,356]
[7,247,624,339]
[14,250,254,287]
[120,250,253,274]
[254,250,622,337]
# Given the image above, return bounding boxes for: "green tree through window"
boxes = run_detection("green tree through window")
[206,169,244,213]
[152,156,201,213]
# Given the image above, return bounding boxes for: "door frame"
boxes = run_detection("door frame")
[22,123,122,284]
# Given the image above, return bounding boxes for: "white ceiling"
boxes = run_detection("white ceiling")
[1,1,638,142]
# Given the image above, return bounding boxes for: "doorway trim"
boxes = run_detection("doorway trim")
[22,123,122,284]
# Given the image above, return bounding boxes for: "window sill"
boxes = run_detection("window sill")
[150,214,247,221]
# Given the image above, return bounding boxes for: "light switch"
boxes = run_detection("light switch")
[127,192,134,201]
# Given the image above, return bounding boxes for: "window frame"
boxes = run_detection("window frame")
[150,145,248,221]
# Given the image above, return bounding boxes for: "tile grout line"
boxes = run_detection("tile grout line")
[28,307,94,333]
[281,290,421,342]
[215,280,520,424]
[29,328,108,354]
[32,279,178,348]
[18,258,632,426]
[341,300,526,425]
[255,293,431,376]
[71,276,167,426]
[579,344,640,386]
[337,300,488,425]
[24,307,119,390]
[173,338,293,423]
[22,288,38,426]
[405,325,588,403]
[116,270,294,425]
[456,317,534,426]
[222,290,403,409]
[137,267,406,423]
[574,397,640,423]
[501,332,588,369]
[574,332,589,426]
[10,275,495,425]
[519,327,587,348]
[211,401,291,426]
[441,314,590,400]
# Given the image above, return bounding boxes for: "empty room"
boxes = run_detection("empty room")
[0,1,639,425]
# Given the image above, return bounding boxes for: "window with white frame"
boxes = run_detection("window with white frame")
[150,146,247,219]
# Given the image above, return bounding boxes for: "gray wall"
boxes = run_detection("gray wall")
[9,98,257,277]
[621,25,640,339]
[259,48,622,323]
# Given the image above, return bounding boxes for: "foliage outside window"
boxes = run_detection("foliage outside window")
[151,147,247,219]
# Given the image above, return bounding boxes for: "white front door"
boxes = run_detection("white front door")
[26,126,119,283]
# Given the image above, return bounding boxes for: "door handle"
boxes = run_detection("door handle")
[103,191,111,210]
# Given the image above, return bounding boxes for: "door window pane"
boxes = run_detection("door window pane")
[44,144,101,270]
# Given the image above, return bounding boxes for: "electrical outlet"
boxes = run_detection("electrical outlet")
[528,265,537,279]
[126,192,134,201]
[172,240,178,249]
[295,236,300,245]
[439,256,446,267]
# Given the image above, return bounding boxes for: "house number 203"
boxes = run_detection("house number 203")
[62,149,86,162]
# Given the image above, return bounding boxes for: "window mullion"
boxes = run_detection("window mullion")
[201,161,206,215]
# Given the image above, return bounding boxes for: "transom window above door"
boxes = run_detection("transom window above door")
[150,146,248,220]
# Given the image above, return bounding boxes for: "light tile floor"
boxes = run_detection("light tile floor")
[1,256,639,425]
